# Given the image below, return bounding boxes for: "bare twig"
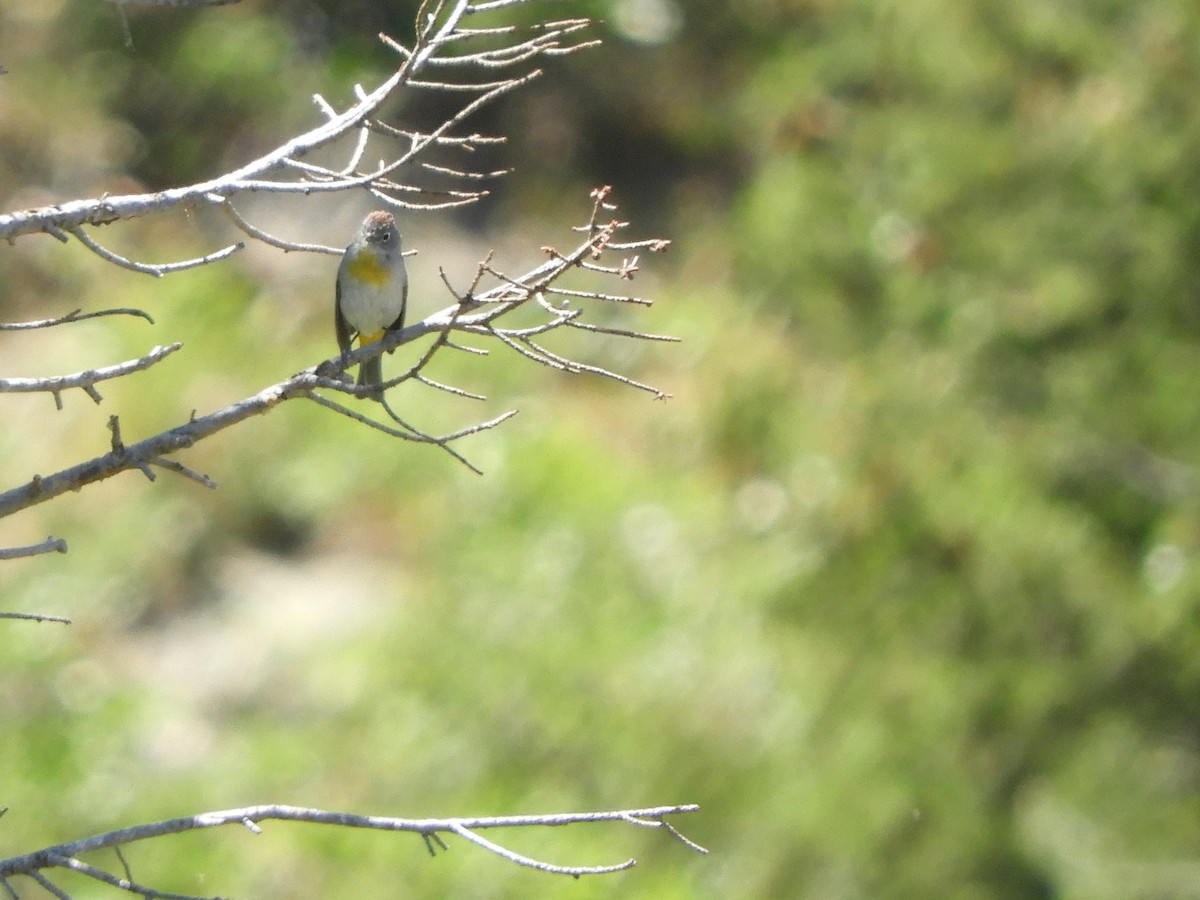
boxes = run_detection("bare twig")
[0,191,672,525]
[0,804,703,895]
[309,389,515,475]
[27,871,69,900]
[2,6,671,557]
[0,611,71,624]
[0,2,597,275]
[67,226,242,277]
[0,374,311,520]
[0,308,154,330]
[220,202,342,255]
[0,536,68,560]
[0,344,183,407]
[148,456,218,490]
[446,822,634,876]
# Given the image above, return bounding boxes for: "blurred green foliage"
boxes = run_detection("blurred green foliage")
[2,0,1199,897]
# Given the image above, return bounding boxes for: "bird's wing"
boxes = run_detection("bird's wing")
[334,268,354,354]
[386,277,408,333]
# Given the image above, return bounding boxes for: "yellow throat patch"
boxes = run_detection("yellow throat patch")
[345,250,392,287]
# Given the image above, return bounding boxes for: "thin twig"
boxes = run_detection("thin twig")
[0,804,703,890]
[447,823,634,876]
[308,391,515,475]
[0,190,673,523]
[28,871,69,900]
[49,854,209,900]
[149,457,219,490]
[68,226,242,277]
[0,611,71,624]
[0,344,183,403]
[221,202,342,255]
[414,374,487,400]
[0,307,154,330]
[0,536,68,560]
[0,0,595,270]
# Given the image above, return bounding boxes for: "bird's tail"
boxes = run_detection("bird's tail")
[357,355,384,400]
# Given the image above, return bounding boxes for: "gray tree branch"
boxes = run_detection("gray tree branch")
[0,344,182,408]
[0,804,704,898]
[0,6,695,894]
[0,190,671,523]
[0,1,592,263]
[1,2,659,555]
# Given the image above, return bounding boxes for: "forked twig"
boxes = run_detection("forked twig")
[0,1,597,270]
[0,344,183,409]
[0,190,672,522]
[0,804,703,898]
[0,308,154,330]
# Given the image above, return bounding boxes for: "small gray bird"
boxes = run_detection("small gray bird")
[334,211,408,399]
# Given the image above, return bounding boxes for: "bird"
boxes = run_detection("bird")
[334,210,408,399]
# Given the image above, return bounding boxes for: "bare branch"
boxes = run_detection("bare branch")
[469,0,532,13]
[413,374,488,400]
[427,19,598,69]
[28,870,69,900]
[113,846,133,885]
[0,804,703,892]
[0,536,68,561]
[148,456,218,490]
[564,318,680,342]
[543,285,653,306]
[48,854,206,900]
[220,202,342,255]
[67,226,243,277]
[0,190,671,526]
[660,818,711,855]
[370,122,507,150]
[308,391,515,475]
[0,375,307,520]
[0,611,71,624]
[0,344,183,405]
[446,822,634,875]
[1,8,687,899]
[0,2,598,279]
[0,307,154,330]
[516,335,672,398]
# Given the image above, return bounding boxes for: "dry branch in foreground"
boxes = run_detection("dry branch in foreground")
[0,804,705,898]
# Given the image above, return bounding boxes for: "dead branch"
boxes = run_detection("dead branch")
[0,804,703,897]
[0,344,183,409]
[0,190,672,524]
[0,308,154,330]
[0,1,595,267]
[0,611,71,623]
[0,7,693,898]
[0,536,68,561]
[1,5,673,548]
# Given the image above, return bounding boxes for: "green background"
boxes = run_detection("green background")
[2,0,1199,896]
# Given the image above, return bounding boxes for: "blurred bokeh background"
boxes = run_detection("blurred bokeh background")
[2,0,1199,897]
